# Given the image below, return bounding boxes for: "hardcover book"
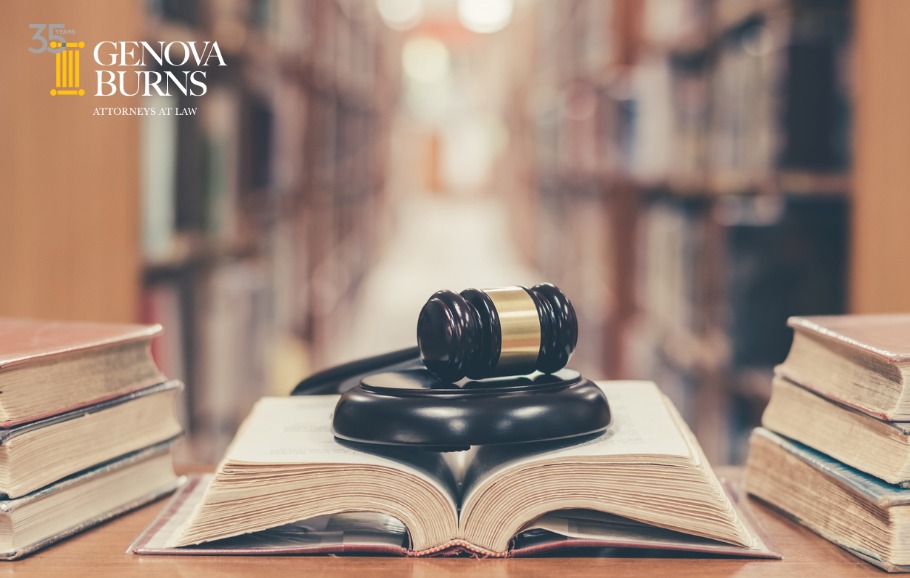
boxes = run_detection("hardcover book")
[0,318,165,427]
[0,441,180,560]
[131,382,778,559]
[778,314,910,420]
[762,376,910,487]
[0,381,183,499]
[746,427,910,572]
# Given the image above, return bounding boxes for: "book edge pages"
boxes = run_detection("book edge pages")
[130,474,780,559]
[750,428,910,508]
[0,380,182,443]
[769,375,910,435]
[772,368,896,422]
[746,493,902,573]
[663,393,763,550]
[0,323,162,370]
[0,373,170,430]
[129,475,410,557]
[0,477,183,560]
[746,490,908,573]
[763,377,910,486]
[509,478,780,559]
[164,395,458,543]
[455,381,734,551]
[846,547,910,573]
[747,428,910,571]
[1,439,180,509]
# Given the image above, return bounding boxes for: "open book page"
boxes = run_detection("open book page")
[524,509,725,546]
[462,381,691,495]
[133,475,410,555]
[510,477,778,559]
[222,396,459,500]
[133,473,778,558]
[169,396,459,549]
[458,381,754,552]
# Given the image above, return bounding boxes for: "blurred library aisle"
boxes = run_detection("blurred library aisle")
[5,0,883,466]
[326,192,539,365]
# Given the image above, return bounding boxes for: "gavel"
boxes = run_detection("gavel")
[417,283,578,382]
[296,282,608,450]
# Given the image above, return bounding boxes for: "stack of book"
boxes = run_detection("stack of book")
[0,318,182,559]
[745,314,910,571]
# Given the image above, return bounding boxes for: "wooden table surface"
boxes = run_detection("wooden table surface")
[4,467,888,577]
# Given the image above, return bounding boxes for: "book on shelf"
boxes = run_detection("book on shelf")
[0,319,165,427]
[195,262,270,462]
[762,375,910,487]
[131,382,778,559]
[746,427,910,573]
[0,441,180,561]
[0,381,183,499]
[143,283,187,386]
[721,197,848,370]
[141,92,179,261]
[777,314,910,421]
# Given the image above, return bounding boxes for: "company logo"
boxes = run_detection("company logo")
[29,24,85,96]
[28,23,226,99]
[93,41,226,97]
[51,41,86,96]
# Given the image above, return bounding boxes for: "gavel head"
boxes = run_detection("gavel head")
[416,283,578,382]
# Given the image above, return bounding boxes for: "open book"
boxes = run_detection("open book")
[133,382,776,558]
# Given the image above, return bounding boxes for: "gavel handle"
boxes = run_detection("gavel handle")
[291,347,422,395]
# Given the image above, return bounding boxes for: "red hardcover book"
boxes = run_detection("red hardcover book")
[0,318,165,427]
[777,314,910,421]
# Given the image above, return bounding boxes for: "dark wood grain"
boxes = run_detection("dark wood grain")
[3,467,886,577]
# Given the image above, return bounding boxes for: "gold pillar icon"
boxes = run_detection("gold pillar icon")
[50,41,85,96]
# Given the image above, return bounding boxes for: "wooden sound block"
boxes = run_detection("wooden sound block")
[331,368,611,451]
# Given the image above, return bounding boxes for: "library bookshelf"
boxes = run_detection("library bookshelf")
[501,0,851,463]
[1,0,398,463]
